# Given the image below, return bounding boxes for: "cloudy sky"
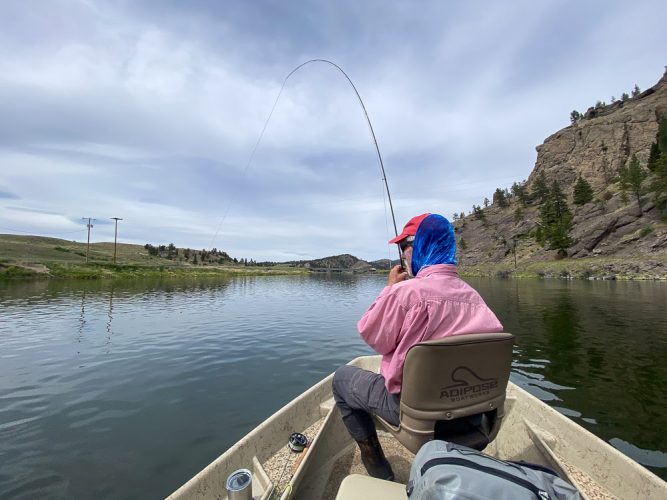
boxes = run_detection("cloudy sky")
[1,1,666,262]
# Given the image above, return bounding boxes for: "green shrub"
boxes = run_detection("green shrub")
[639,226,653,238]
[579,268,593,279]
[0,265,39,279]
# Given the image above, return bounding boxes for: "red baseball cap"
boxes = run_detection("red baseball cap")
[388,213,430,244]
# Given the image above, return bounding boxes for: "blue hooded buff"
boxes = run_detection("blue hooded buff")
[411,214,457,275]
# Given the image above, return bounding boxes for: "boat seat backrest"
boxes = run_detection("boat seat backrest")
[376,332,514,454]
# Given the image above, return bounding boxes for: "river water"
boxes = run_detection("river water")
[0,275,666,498]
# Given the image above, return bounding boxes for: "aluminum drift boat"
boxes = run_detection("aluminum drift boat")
[168,355,667,500]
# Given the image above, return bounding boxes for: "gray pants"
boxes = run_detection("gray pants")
[332,365,400,441]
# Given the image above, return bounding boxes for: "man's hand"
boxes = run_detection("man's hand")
[387,265,408,286]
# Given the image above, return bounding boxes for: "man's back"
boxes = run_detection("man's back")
[359,263,503,393]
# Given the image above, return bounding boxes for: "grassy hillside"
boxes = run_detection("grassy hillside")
[0,235,157,264]
[0,234,306,279]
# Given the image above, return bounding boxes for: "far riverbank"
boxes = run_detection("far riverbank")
[1,234,665,281]
[2,256,666,281]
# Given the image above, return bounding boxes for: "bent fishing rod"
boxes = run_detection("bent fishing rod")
[212,59,406,266]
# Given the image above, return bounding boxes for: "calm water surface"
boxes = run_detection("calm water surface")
[1,275,666,499]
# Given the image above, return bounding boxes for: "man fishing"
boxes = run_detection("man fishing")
[332,213,503,480]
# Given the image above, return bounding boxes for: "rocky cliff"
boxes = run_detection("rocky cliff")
[455,68,667,278]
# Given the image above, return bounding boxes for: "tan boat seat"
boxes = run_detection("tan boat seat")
[376,332,514,454]
[335,474,407,500]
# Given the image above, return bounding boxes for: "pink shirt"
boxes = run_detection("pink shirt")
[357,264,503,393]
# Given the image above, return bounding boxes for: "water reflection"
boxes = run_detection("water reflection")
[77,290,86,345]
[106,287,114,351]
[541,292,582,373]
[467,277,667,477]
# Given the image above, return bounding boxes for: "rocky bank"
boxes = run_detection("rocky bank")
[454,68,667,279]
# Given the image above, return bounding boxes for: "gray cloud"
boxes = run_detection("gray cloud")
[7,206,60,215]
[0,190,19,199]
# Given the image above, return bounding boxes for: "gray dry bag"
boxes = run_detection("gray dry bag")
[407,440,581,500]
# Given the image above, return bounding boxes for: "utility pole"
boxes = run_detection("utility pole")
[82,217,95,263]
[110,217,123,264]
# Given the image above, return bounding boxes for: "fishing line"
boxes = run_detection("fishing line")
[381,176,392,262]
[210,59,402,262]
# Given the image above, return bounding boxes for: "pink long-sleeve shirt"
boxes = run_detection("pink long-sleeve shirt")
[357,264,503,393]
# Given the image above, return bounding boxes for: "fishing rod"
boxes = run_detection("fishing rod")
[212,59,405,265]
[283,60,400,244]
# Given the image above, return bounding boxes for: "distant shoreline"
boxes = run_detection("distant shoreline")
[1,234,665,281]
[2,259,666,281]
[0,262,310,280]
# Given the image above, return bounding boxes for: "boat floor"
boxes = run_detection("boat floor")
[264,418,413,500]
[322,434,414,500]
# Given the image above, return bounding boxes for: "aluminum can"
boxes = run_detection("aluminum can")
[225,468,252,500]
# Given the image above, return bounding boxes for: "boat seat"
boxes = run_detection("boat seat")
[376,332,514,454]
[335,474,407,500]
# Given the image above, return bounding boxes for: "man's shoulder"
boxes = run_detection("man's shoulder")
[413,273,487,304]
[385,278,423,301]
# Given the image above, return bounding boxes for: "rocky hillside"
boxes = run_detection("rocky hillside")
[454,68,667,278]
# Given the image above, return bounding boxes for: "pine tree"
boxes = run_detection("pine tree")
[511,181,528,207]
[619,154,647,216]
[573,175,594,205]
[647,119,667,172]
[632,84,641,98]
[493,188,508,208]
[167,243,176,259]
[539,181,573,252]
[649,142,661,172]
[531,171,549,204]
[650,153,667,212]
[658,118,667,152]
[473,205,486,222]
[483,197,489,208]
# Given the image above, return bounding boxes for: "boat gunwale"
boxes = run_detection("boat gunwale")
[168,370,336,499]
